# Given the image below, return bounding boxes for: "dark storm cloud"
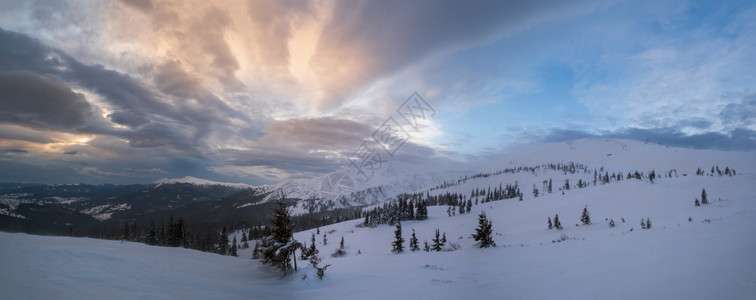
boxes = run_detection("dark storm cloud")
[0,71,92,130]
[0,27,251,157]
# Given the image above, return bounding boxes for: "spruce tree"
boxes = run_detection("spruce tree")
[554,214,562,229]
[423,240,430,252]
[701,189,708,204]
[332,236,347,257]
[695,198,701,207]
[409,229,419,251]
[147,220,157,245]
[308,233,318,257]
[441,232,447,247]
[641,219,646,229]
[547,217,553,230]
[432,229,443,251]
[323,234,327,246]
[609,219,615,227]
[252,242,260,259]
[392,222,405,253]
[646,218,651,229]
[218,226,229,255]
[472,212,495,248]
[581,205,591,225]
[230,236,238,257]
[260,196,299,275]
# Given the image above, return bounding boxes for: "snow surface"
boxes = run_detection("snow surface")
[154,176,254,189]
[2,139,756,299]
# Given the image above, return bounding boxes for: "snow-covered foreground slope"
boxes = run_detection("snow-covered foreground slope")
[2,171,756,299]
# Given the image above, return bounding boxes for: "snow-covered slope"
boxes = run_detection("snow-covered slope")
[155,176,254,189]
[2,139,755,299]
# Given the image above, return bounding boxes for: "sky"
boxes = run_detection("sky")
[0,0,755,185]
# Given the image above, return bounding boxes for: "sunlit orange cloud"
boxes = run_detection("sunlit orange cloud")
[103,0,367,116]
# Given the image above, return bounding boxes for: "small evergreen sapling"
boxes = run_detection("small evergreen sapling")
[701,189,708,204]
[423,240,430,252]
[645,218,652,229]
[695,198,701,207]
[641,219,646,229]
[609,219,615,227]
[547,217,553,230]
[554,214,562,230]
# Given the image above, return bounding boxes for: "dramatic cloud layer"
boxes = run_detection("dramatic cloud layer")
[0,0,753,184]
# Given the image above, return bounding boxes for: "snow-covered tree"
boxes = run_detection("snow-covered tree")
[332,236,346,257]
[472,212,495,248]
[645,218,652,229]
[701,188,708,204]
[695,198,701,207]
[554,214,562,230]
[392,222,405,253]
[609,219,615,227]
[260,196,299,275]
[547,217,553,230]
[641,219,646,229]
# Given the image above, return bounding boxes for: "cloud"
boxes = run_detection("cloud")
[0,71,92,130]
[542,127,756,152]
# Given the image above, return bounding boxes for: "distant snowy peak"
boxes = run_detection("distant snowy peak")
[154,176,254,189]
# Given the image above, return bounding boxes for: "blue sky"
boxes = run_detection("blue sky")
[0,0,754,185]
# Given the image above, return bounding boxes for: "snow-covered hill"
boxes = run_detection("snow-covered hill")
[155,176,254,190]
[2,138,755,299]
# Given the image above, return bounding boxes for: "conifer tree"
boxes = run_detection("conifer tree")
[323,234,327,246]
[230,236,238,257]
[409,229,419,251]
[260,195,299,275]
[701,188,708,204]
[581,205,591,225]
[609,219,615,227]
[472,212,495,248]
[252,242,260,259]
[332,236,347,257]
[423,240,430,252]
[218,226,229,255]
[695,198,700,207]
[441,232,447,247]
[432,229,443,251]
[641,219,646,229]
[646,218,651,229]
[554,214,562,229]
[308,233,318,257]
[147,220,157,245]
[392,222,405,253]
[547,217,553,230]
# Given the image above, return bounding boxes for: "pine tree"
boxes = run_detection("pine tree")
[147,220,157,245]
[392,222,405,253]
[323,234,327,246]
[701,188,708,204]
[581,205,591,225]
[641,219,646,229]
[432,229,443,251]
[547,217,553,230]
[441,232,447,247]
[409,229,419,251]
[218,226,229,255]
[230,236,238,257]
[252,242,261,259]
[554,214,562,229]
[646,218,652,229]
[332,236,347,257]
[609,219,615,227]
[695,198,700,207]
[260,195,299,275]
[423,240,430,252]
[472,212,495,248]
[308,233,318,257]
